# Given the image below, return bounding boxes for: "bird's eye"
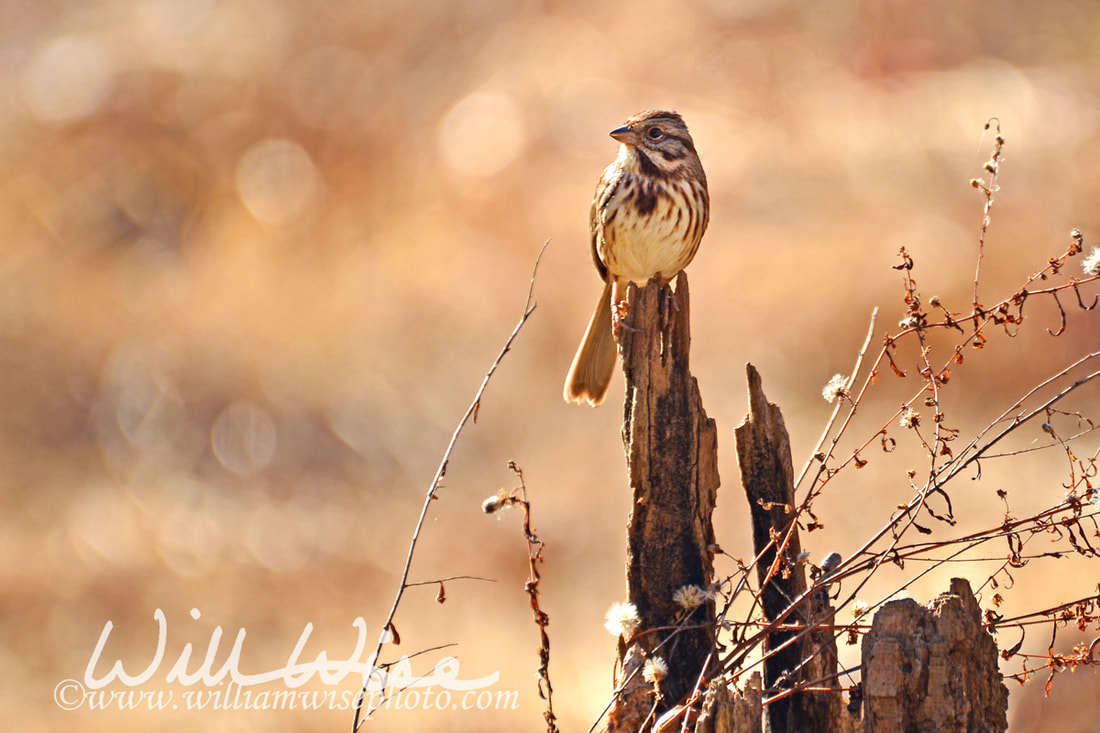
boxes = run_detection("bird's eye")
[647,127,664,140]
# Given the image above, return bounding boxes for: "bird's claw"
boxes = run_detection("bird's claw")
[612,300,639,336]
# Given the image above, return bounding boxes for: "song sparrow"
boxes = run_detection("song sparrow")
[563,110,709,405]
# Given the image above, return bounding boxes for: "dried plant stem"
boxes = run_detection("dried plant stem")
[795,307,878,496]
[497,462,559,733]
[351,240,550,732]
[973,118,1003,311]
[940,352,1100,486]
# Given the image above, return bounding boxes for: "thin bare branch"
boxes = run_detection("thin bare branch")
[352,239,551,731]
[795,307,878,497]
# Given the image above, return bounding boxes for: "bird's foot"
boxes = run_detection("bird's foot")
[611,299,639,336]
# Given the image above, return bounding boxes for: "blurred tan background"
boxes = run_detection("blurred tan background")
[4,0,1100,730]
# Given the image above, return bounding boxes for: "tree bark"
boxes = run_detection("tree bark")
[607,273,721,729]
[696,672,763,733]
[862,577,1008,733]
[734,364,845,732]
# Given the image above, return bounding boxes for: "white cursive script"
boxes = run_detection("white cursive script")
[82,608,498,691]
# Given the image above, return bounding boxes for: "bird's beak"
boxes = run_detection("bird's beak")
[609,125,639,145]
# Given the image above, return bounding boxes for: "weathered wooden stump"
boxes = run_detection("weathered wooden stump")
[735,364,846,733]
[862,577,1008,733]
[607,273,720,729]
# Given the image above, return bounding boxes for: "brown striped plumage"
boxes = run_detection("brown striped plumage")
[564,110,709,406]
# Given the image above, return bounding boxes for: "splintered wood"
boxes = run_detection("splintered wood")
[735,365,845,733]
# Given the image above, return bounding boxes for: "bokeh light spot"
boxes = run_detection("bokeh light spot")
[437,91,525,179]
[21,34,115,123]
[235,138,321,226]
[211,401,277,477]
